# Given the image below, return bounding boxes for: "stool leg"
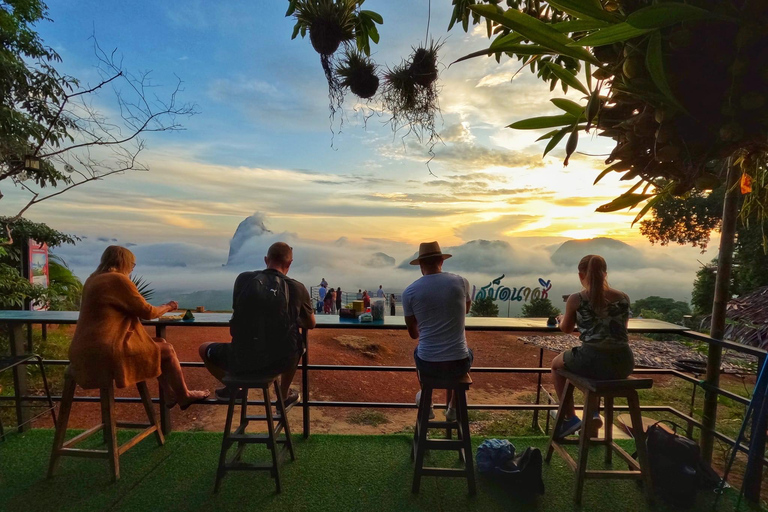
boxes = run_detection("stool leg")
[412,386,433,493]
[456,388,476,496]
[214,391,238,493]
[274,380,295,461]
[48,373,76,478]
[546,380,574,463]
[604,395,614,464]
[233,389,248,462]
[263,385,281,493]
[627,391,654,502]
[100,386,120,482]
[574,390,596,504]
[36,356,56,425]
[137,382,164,446]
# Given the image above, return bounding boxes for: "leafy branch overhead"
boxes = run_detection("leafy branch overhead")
[448,0,768,220]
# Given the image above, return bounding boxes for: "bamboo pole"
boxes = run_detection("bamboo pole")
[700,161,739,463]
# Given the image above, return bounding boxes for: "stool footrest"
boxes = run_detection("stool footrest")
[423,439,464,450]
[58,447,108,459]
[423,420,458,429]
[118,427,159,455]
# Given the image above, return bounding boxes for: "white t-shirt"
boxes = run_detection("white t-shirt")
[402,272,470,362]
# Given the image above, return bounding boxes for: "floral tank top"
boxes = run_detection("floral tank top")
[576,291,630,347]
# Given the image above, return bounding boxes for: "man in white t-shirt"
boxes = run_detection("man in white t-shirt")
[376,285,385,298]
[402,241,472,421]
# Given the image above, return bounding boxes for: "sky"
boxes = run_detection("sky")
[2,1,717,308]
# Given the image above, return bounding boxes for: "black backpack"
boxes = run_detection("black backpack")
[642,421,721,507]
[228,271,294,375]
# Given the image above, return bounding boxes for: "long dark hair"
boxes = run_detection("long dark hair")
[578,254,607,312]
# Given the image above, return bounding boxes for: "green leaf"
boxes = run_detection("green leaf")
[360,10,383,24]
[470,5,600,65]
[536,129,562,141]
[546,0,618,23]
[595,193,654,212]
[546,62,589,95]
[508,114,579,130]
[551,98,585,117]
[631,194,661,225]
[451,43,554,66]
[489,33,524,50]
[543,127,570,157]
[553,19,611,33]
[626,4,712,30]
[645,31,684,111]
[572,23,652,46]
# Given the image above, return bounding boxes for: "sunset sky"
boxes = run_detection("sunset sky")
[3,1,714,303]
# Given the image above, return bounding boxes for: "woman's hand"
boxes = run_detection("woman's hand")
[556,314,563,324]
[164,300,179,312]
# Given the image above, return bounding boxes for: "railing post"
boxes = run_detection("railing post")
[302,329,310,438]
[532,348,544,431]
[9,323,30,432]
[155,324,172,435]
[743,354,767,503]
[701,161,739,462]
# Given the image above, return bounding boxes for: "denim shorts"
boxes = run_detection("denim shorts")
[414,347,473,379]
[563,343,634,380]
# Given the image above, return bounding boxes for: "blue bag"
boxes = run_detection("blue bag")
[476,439,515,474]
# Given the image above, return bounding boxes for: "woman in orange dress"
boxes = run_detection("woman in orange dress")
[69,246,209,409]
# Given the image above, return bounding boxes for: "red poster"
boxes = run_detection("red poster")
[28,239,49,311]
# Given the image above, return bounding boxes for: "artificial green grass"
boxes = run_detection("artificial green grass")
[0,430,754,512]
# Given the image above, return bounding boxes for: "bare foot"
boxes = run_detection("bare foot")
[178,390,211,410]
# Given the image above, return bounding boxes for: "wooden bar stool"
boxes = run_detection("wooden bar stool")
[214,373,295,493]
[546,370,654,504]
[411,373,475,495]
[48,368,164,481]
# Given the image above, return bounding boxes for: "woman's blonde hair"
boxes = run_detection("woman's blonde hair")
[578,254,608,312]
[94,246,135,275]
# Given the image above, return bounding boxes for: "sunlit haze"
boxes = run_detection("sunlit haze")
[3,1,715,310]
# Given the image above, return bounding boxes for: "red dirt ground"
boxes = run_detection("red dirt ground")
[29,324,676,434]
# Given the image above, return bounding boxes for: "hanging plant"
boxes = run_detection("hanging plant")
[336,49,379,99]
[287,0,383,134]
[381,56,440,145]
[409,40,441,87]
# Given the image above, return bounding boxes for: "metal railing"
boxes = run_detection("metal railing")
[1,322,766,502]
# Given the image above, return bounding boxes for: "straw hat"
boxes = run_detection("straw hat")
[409,241,452,265]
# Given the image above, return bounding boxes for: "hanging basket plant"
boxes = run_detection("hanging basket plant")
[287,0,383,135]
[336,49,379,99]
[290,0,356,57]
[409,40,441,87]
[381,44,442,144]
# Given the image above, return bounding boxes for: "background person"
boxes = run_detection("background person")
[390,293,396,316]
[403,241,472,421]
[551,254,633,438]
[336,287,343,312]
[69,246,209,409]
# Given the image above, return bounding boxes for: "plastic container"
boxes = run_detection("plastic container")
[371,299,385,321]
[352,300,365,313]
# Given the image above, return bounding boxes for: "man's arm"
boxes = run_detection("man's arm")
[405,315,419,340]
[463,276,471,314]
[299,286,317,329]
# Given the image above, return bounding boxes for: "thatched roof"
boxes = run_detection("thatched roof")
[704,285,768,350]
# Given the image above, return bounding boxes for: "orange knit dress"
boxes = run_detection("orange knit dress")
[69,272,163,389]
